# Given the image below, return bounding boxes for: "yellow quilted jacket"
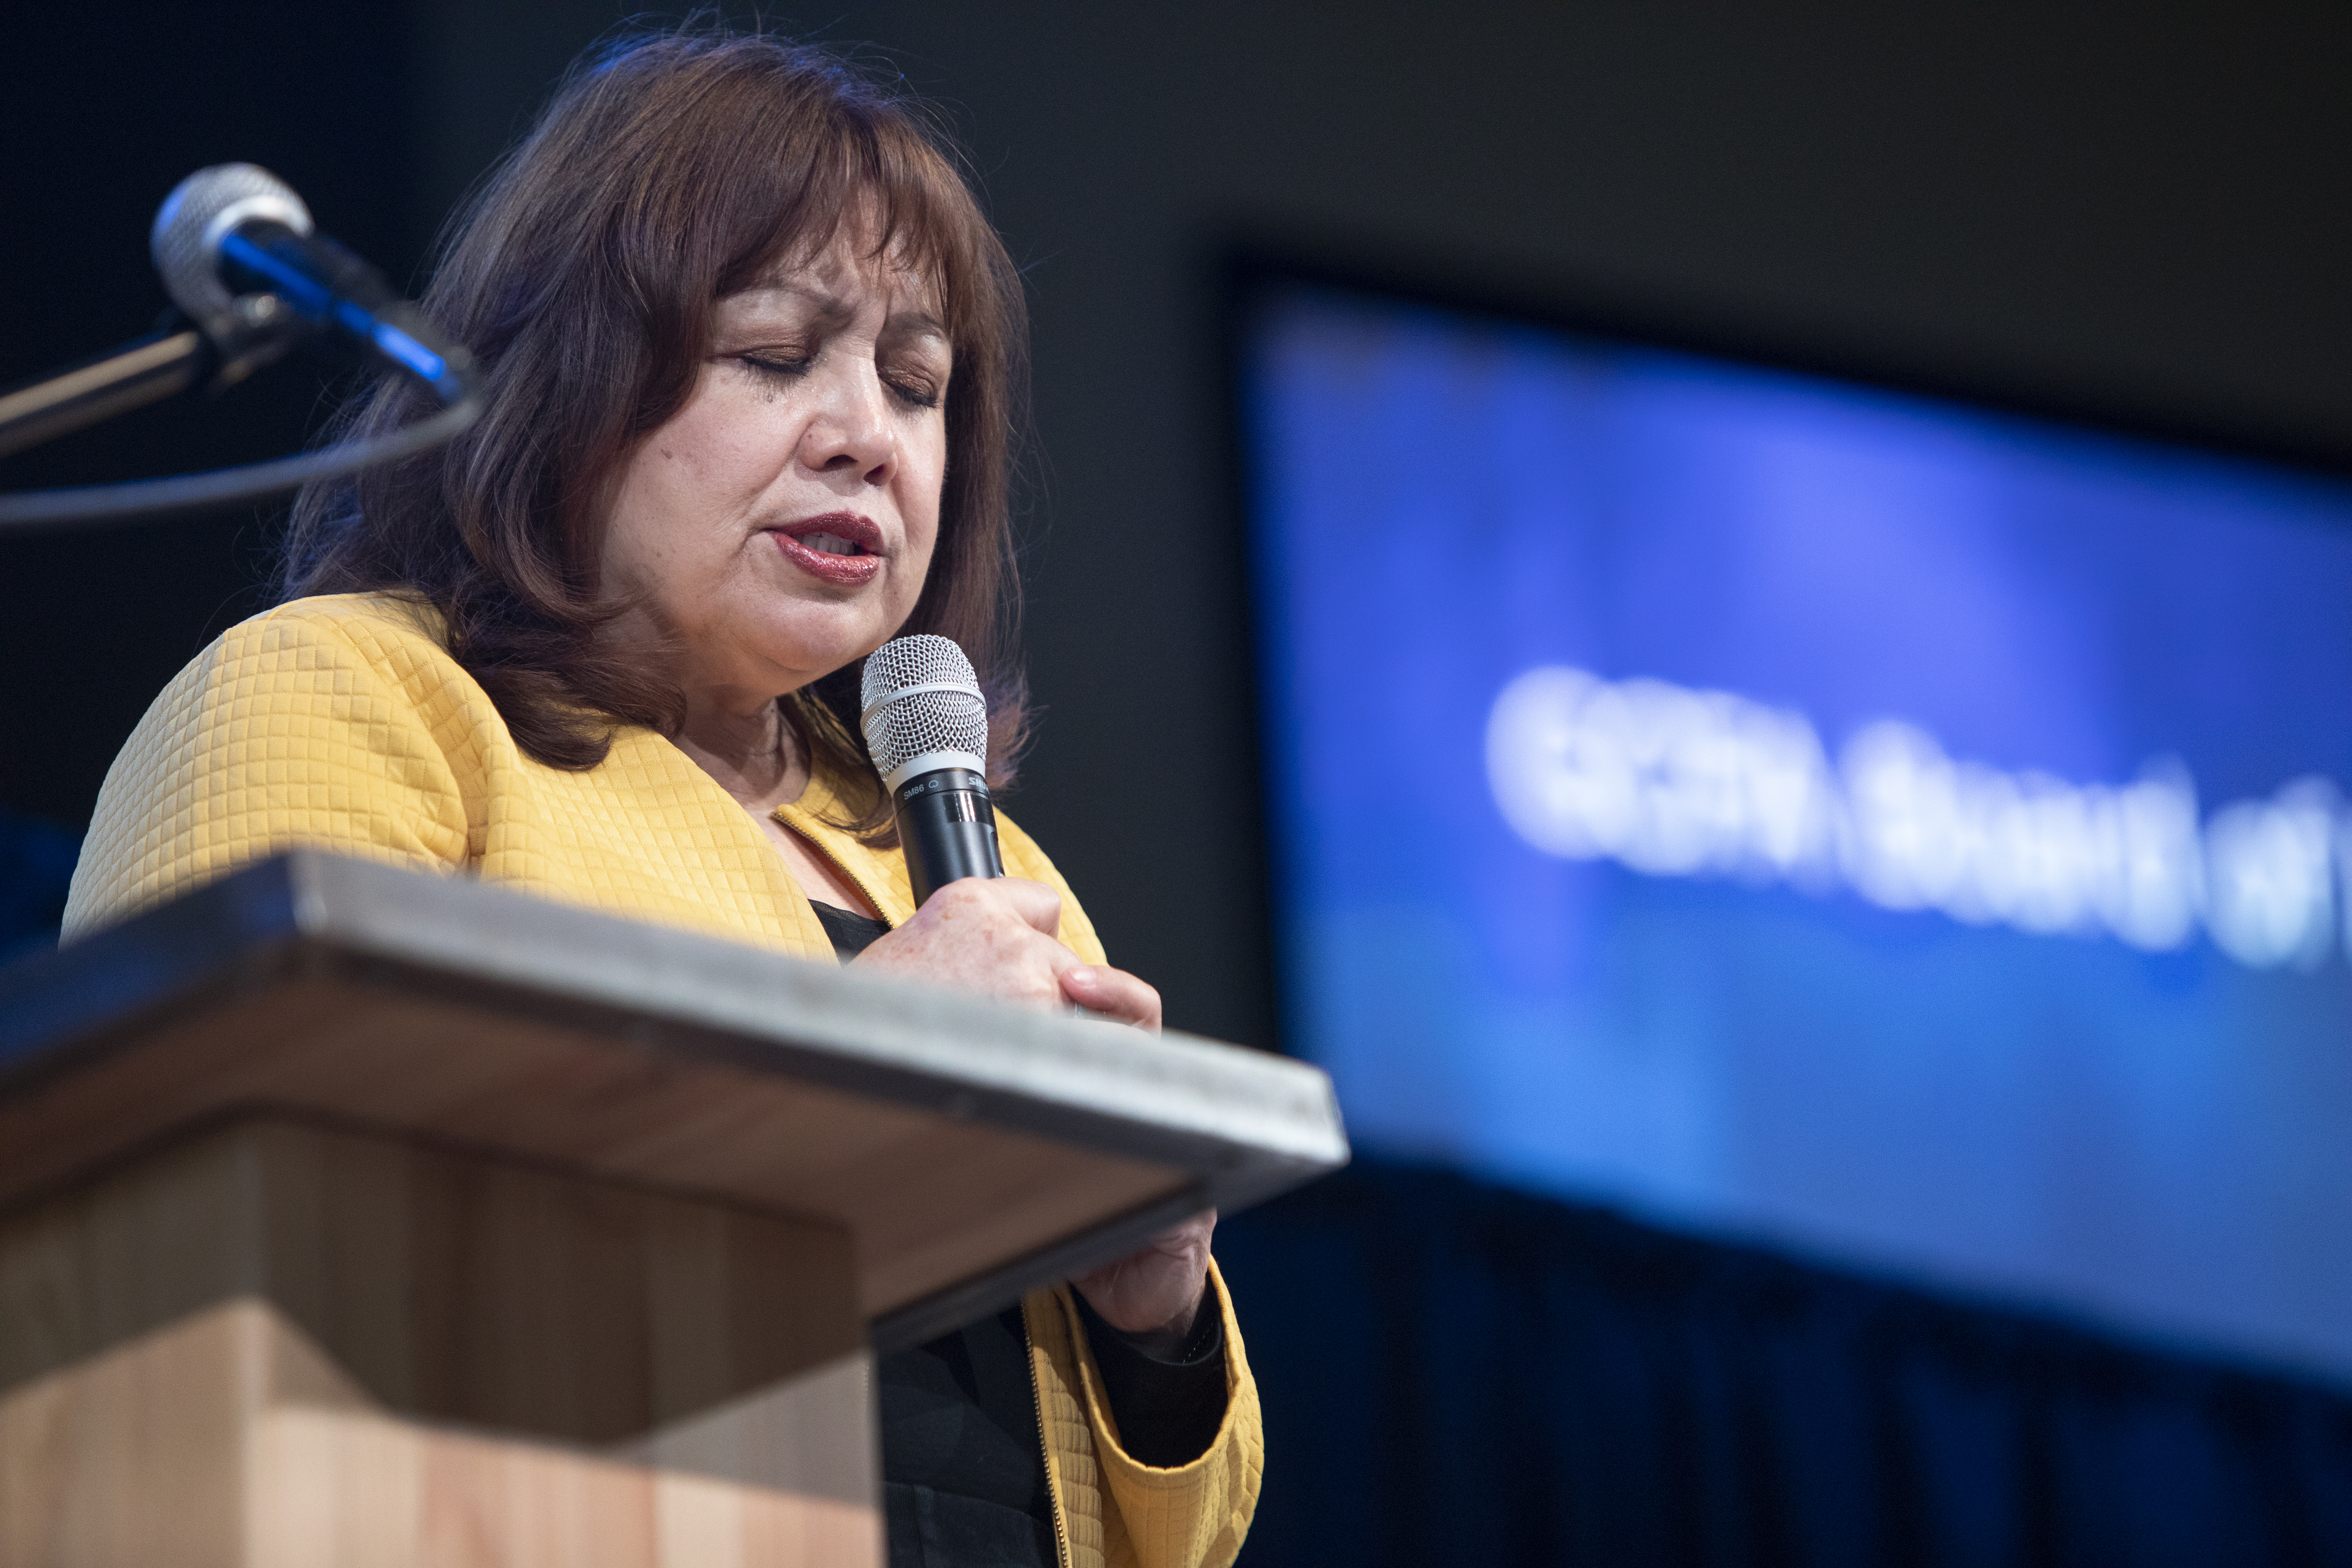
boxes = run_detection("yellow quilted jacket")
[62,592,1263,1568]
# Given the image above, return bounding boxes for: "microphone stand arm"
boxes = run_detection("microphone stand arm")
[0,298,476,532]
[0,329,211,460]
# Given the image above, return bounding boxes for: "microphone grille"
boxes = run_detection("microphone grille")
[861,635,989,792]
[150,163,313,339]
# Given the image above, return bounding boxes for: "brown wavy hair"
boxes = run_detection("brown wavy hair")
[280,28,1030,835]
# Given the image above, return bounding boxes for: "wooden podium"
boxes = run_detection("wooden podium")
[0,853,1347,1566]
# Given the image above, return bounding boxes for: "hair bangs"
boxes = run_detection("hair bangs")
[710,92,991,360]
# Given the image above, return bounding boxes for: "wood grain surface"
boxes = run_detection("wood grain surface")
[0,1115,882,1567]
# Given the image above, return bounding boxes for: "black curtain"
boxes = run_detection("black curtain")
[1214,1159,2352,1568]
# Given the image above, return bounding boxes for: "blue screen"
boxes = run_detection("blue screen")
[1243,281,2352,1382]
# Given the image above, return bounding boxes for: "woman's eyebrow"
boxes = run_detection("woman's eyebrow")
[726,287,942,347]
[731,281,854,322]
[887,311,949,343]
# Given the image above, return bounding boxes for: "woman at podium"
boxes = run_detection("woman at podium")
[63,28,1260,1568]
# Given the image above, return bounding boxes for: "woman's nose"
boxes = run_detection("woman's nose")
[801,363,895,485]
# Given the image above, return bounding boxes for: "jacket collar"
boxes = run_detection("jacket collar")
[772,767,918,926]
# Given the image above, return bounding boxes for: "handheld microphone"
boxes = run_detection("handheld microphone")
[861,635,1003,909]
[149,163,471,406]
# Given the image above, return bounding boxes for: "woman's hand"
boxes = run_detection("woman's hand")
[1073,1211,1218,1356]
[850,876,1162,1029]
[852,878,1200,1348]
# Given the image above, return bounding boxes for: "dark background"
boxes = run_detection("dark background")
[10,9,2352,1563]
[8,5,2352,1050]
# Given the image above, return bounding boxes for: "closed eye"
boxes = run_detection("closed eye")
[733,351,943,411]
[887,373,942,410]
[737,352,813,379]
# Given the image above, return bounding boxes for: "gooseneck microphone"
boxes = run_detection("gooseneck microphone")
[0,163,480,530]
[861,636,1003,909]
[150,163,471,405]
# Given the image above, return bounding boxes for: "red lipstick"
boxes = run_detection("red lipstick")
[770,511,884,587]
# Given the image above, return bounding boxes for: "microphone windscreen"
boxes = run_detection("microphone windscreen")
[151,163,313,340]
[861,635,989,792]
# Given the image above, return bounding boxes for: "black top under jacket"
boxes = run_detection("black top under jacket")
[811,901,1229,1567]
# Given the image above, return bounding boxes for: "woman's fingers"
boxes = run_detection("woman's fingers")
[1060,963,1163,1031]
[850,876,1077,1009]
[849,877,1162,1034]
[1072,1210,1218,1350]
[923,874,1063,937]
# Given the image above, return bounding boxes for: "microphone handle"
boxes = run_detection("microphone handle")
[896,768,1004,910]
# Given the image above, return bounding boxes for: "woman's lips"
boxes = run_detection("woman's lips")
[770,513,884,586]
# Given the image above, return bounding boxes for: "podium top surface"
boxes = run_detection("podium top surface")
[0,853,1346,1349]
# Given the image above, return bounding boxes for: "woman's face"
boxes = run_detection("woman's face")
[600,231,952,709]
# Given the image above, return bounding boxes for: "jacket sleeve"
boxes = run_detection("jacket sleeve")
[63,603,476,941]
[1027,1262,1263,1568]
[996,823,1265,1567]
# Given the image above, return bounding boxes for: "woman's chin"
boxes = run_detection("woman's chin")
[735,616,897,692]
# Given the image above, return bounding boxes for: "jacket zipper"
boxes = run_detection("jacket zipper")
[1024,1309,1074,1568]
[777,811,898,927]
